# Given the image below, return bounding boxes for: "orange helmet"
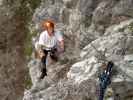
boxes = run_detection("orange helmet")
[42,20,55,30]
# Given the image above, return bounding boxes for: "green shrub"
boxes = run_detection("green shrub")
[24,73,32,89]
[128,22,133,32]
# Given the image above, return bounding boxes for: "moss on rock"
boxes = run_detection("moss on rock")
[128,22,133,33]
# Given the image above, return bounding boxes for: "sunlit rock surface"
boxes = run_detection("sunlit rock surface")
[21,0,133,100]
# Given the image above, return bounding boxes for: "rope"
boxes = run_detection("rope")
[90,43,108,63]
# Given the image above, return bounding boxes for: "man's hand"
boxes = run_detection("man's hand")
[59,40,64,53]
[38,49,45,58]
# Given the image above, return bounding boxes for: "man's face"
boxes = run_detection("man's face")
[47,27,54,35]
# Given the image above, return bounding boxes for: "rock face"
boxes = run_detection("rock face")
[68,19,133,84]
[23,0,133,100]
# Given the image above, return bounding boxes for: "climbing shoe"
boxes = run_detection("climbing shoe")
[39,71,47,79]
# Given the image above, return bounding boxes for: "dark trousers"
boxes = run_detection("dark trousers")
[98,87,105,100]
[41,48,58,75]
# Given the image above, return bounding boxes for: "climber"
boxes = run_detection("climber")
[98,61,114,100]
[37,19,64,79]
